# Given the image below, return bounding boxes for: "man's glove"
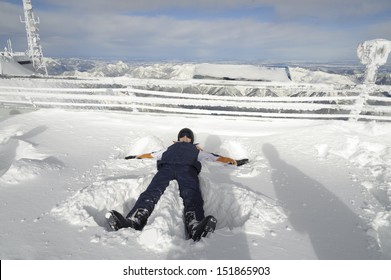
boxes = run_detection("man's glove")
[124,155,137,160]
[217,157,249,166]
[236,159,249,166]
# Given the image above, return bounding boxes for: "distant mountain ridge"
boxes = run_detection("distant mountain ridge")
[44,58,390,85]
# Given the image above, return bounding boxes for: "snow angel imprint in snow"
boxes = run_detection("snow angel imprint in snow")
[0,125,63,185]
[106,128,239,242]
[52,133,284,251]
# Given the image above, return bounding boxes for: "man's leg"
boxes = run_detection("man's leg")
[127,165,174,219]
[176,167,205,221]
[177,167,218,241]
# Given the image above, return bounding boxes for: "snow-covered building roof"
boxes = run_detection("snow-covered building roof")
[0,52,34,76]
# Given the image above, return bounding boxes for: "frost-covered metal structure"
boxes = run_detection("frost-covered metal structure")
[1,81,391,121]
[357,39,391,84]
[20,0,48,75]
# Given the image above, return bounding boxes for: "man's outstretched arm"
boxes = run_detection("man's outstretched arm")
[125,153,154,159]
[216,156,237,165]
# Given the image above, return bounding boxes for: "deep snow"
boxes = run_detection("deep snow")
[1,108,390,260]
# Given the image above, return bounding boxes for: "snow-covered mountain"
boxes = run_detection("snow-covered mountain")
[44,58,390,85]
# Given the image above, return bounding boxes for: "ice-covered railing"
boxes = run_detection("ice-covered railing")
[1,83,391,121]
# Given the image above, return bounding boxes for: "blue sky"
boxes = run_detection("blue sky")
[1,0,391,63]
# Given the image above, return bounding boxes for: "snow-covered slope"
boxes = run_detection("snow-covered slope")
[62,61,132,78]
[193,63,291,82]
[289,67,355,84]
[130,64,353,84]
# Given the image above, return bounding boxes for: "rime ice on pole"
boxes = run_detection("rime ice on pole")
[357,39,391,84]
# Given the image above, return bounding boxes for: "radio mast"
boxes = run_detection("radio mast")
[20,0,48,75]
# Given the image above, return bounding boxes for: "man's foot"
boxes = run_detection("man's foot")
[191,216,217,241]
[184,211,217,242]
[106,208,149,231]
[126,208,149,230]
[105,210,131,231]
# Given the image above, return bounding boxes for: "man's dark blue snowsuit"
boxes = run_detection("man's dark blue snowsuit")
[127,142,205,221]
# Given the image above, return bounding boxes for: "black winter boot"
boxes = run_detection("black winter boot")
[184,211,198,240]
[106,210,133,231]
[106,208,149,231]
[126,208,149,230]
[191,216,217,241]
[184,211,217,242]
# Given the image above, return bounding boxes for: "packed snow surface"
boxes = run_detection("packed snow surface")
[0,108,390,259]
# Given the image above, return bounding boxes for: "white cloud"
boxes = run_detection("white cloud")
[41,0,391,20]
[2,0,390,61]
[265,0,391,20]
[0,2,25,35]
[364,20,391,40]
[39,12,358,60]
[0,2,29,52]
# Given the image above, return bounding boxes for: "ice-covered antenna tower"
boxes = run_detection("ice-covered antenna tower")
[20,0,48,75]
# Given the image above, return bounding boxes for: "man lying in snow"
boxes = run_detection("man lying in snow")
[106,128,238,242]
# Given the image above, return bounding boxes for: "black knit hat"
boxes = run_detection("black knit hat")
[177,128,194,143]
